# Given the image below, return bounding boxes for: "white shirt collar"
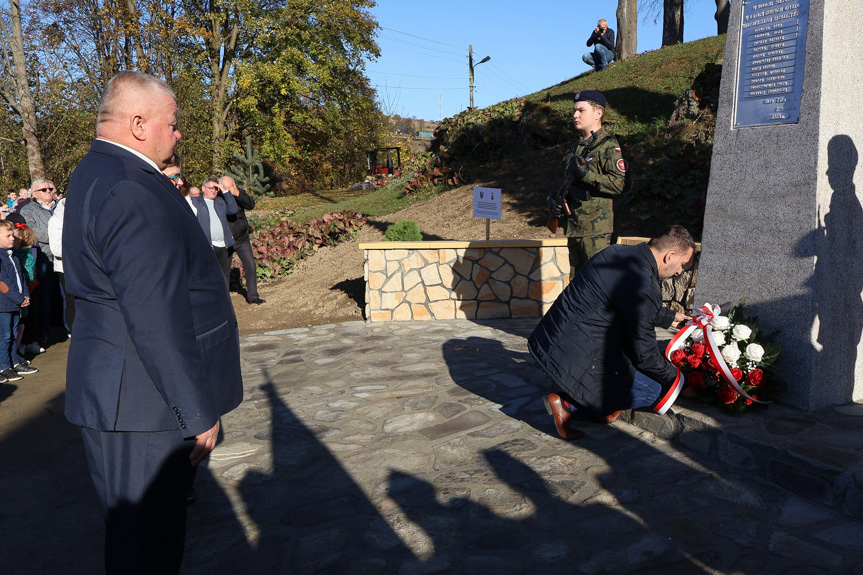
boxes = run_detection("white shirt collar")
[96,138,160,171]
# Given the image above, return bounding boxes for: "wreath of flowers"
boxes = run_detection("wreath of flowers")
[666,301,784,414]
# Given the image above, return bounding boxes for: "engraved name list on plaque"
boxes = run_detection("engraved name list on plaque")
[734,0,810,128]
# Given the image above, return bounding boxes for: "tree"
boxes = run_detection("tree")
[0,0,387,193]
[225,136,271,197]
[180,0,247,170]
[715,0,730,35]
[616,0,638,62]
[0,0,46,181]
[642,0,684,47]
[662,0,684,46]
[234,0,384,189]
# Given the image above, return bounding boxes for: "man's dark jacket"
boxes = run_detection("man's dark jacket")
[63,139,243,434]
[587,27,615,52]
[226,187,255,244]
[191,191,238,249]
[528,242,678,414]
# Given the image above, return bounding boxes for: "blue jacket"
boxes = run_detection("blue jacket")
[528,243,677,413]
[192,192,238,249]
[63,139,243,435]
[0,249,28,312]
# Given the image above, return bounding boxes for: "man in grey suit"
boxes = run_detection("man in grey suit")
[192,177,237,283]
[64,71,243,574]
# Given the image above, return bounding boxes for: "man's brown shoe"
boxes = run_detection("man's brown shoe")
[543,394,584,440]
[589,410,622,424]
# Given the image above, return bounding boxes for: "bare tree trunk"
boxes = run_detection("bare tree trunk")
[616,0,638,62]
[125,0,148,72]
[205,11,239,171]
[7,0,45,181]
[662,0,685,46]
[716,0,730,35]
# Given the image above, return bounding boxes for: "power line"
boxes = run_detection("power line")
[368,69,464,80]
[379,34,463,57]
[487,63,532,93]
[371,84,466,92]
[479,67,526,97]
[380,27,464,51]
[377,42,463,64]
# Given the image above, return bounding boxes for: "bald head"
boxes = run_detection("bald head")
[96,71,181,169]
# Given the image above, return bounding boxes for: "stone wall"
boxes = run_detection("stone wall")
[361,240,569,322]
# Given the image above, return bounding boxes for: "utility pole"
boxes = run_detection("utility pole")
[468,45,490,111]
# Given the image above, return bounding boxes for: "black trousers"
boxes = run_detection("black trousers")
[34,266,56,344]
[81,427,195,575]
[212,246,231,284]
[229,238,258,301]
[57,271,75,332]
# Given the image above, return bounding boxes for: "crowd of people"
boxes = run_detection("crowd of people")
[0,169,262,386]
[161,163,264,305]
[0,180,70,384]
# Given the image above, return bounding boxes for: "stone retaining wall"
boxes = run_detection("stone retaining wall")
[360,240,569,322]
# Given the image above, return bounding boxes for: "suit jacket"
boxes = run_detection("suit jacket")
[226,187,255,244]
[0,249,28,312]
[528,243,677,413]
[192,192,238,249]
[63,139,243,435]
[19,200,56,260]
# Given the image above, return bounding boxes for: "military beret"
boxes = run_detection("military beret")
[574,90,607,107]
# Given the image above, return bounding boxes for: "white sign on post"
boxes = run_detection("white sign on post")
[472,187,501,220]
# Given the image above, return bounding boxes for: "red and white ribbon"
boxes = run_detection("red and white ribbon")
[665,303,769,404]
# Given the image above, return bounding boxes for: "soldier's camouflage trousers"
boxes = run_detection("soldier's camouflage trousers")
[567,234,613,278]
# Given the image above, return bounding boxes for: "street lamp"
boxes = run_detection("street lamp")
[469,45,490,110]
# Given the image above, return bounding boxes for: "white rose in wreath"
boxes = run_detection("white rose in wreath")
[721,343,741,364]
[711,331,726,347]
[732,324,752,340]
[745,343,765,362]
[691,329,705,342]
[712,315,731,331]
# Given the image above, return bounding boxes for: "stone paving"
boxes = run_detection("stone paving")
[173,319,863,574]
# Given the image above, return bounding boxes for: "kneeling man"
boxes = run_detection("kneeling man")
[528,225,694,439]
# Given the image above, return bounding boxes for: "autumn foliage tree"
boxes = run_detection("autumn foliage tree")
[0,0,387,193]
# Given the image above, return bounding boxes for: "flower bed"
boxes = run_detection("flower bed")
[251,210,366,281]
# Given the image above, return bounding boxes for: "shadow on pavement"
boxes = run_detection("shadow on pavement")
[435,335,796,573]
[0,390,103,574]
[0,382,17,404]
[184,375,414,573]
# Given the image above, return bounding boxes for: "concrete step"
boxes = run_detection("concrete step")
[625,401,863,521]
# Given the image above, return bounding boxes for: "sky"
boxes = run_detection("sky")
[366,0,724,122]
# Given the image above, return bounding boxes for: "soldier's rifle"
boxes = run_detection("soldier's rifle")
[547,130,599,233]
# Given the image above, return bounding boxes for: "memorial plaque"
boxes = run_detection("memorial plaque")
[733,0,810,128]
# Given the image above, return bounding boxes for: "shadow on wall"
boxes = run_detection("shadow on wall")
[789,134,863,407]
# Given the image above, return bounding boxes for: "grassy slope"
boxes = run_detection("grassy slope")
[532,35,725,138]
[257,35,727,234]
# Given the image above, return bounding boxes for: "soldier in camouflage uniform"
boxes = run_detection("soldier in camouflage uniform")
[548,90,628,276]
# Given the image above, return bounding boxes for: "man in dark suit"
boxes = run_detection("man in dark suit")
[219,175,264,304]
[529,225,693,440]
[63,71,243,574]
[192,178,237,283]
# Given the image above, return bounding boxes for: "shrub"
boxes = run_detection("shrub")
[251,210,366,281]
[384,220,423,242]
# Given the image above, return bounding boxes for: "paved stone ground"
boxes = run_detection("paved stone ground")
[3,319,863,574]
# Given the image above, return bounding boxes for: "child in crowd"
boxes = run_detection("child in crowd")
[10,220,41,357]
[0,220,38,382]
